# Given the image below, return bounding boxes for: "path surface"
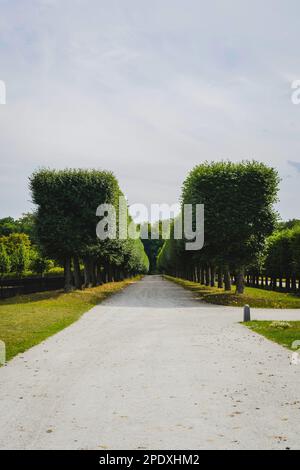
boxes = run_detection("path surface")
[0,276,300,450]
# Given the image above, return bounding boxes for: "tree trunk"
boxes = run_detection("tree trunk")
[64,256,73,292]
[90,260,97,287]
[200,267,205,285]
[96,264,103,285]
[235,267,245,294]
[210,266,216,287]
[217,268,223,289]
[224,267,231,291]
[291,274,297,292]
[197,266,201,284]
[83,257,92,288]
[73,256,82,289]
[205,266,211,286]
[108,265,113,282]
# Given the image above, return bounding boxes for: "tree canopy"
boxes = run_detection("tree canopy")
[30,169,149,291]
[158,160,279,293]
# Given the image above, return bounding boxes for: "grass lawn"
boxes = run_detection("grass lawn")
[0,277,141,362]
[165,275,300,309]
[245,321,300,350]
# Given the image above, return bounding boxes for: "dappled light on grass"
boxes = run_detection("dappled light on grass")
[165,275,300,309]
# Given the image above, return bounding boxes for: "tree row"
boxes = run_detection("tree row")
[157,161,279,294]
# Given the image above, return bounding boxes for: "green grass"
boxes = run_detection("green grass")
[245,321,300,350]
[0,277,141,362]
[165,275,300,309]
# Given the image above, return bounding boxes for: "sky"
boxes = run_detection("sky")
[0,0,300,221]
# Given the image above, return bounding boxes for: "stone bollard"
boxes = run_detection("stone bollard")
[243,305,251,322]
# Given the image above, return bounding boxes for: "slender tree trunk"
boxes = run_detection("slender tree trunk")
[64,256,73,292]
[205,266,211,286]
[108,265,113,282]
[210,266,216,287]
[200,267,205,285]
[83,257,92,288]
[224,267,231,291]
[90,260,97,287]
[96,264,103,285]
[291,274,297,292]
[217,268,223,289]
[73,256,82,289]
[197,266,200,284]
[235,267,245,294]
[103,266,107,283]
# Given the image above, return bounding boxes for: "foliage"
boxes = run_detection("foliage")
[0,243,11,279]
[0,217,18,237]
[11,242,30,277]
[158,161,279,294]
[30,255,54,277]
[140,222,164,273]
[0,234,31,277]
[0,213,37,241]
[30,169,149,291]
[264,225,300,279]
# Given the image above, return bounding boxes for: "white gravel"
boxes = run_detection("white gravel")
[0,275,300,450]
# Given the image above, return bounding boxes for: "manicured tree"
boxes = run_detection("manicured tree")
[181,161,279,294]
[140,222,165,274]
[291,226,300,291]
[30,169,120,291]
[265,230,294,290]
[265,226,300,292]
[157,220,185,277]
[30,169,149,291]
[126,238,150,275]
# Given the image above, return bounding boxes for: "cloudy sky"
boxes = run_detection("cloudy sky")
[0,0,300,220]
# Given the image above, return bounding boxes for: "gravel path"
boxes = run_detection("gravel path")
[0,275,299,450]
